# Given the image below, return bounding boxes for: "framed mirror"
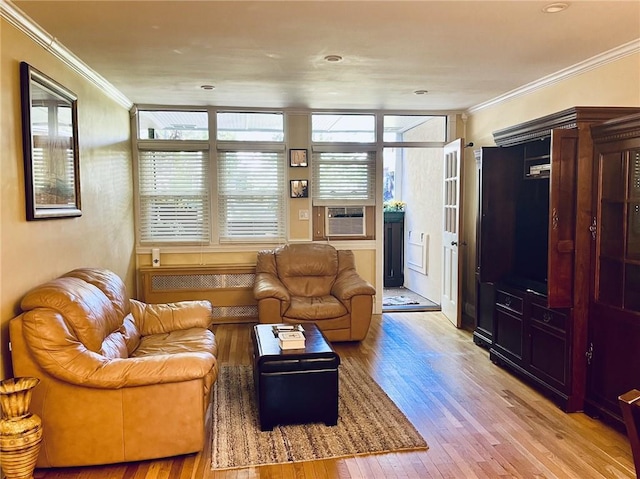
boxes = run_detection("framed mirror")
[20,62,81,220]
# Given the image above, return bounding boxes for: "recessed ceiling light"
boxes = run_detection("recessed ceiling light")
[414,90,429,95]
[200,85,215,91]
[324,55,343,63]
[542,2,569,13]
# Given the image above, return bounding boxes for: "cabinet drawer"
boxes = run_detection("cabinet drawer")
[530,303,567,333]
[495,290,523,315]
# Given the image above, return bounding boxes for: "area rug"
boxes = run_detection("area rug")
[211,358,428,470]
[383,295,420,306]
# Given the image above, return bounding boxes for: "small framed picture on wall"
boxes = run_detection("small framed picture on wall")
[290,180,309,198]
[289,149,308,167]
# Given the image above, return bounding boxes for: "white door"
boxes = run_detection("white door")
[441,139,465,327]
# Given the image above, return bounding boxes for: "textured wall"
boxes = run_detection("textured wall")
[1,20,135,379]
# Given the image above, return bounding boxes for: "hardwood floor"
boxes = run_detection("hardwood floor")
[34,313,635,479]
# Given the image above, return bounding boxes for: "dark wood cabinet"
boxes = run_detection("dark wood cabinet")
[473,147,520,348]
[491,282,573,407]
[384,214,404,287]
[475,107,640,411]
[585,113,640,430]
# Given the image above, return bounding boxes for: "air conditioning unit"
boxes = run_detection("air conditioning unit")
[325,207,365,236]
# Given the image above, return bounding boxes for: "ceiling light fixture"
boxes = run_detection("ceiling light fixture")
[324,55,343,63]
[200,85,215,90]
[542,2,569,13]
[413,90,429,95]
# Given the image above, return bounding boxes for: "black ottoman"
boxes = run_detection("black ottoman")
[251,323,340,431]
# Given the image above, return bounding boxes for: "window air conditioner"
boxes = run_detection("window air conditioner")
[325,207,365,236]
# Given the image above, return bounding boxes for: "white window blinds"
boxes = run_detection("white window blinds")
[312,151,376,206]
[217,150,285,241]
[138,150,210,243]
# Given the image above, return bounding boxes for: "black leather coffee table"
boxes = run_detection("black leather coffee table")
[251,323,340,431]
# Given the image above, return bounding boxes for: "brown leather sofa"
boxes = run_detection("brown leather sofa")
[8,268,218,467]
[253,243,376,341]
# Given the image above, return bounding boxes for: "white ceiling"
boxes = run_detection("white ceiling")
[11,1,640,112]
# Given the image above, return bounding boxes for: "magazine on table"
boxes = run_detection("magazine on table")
[271,324,304,336]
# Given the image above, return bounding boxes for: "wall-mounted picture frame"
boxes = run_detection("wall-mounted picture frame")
[289,148,308,167]
[290,180,309,198]
[20,62,81,221]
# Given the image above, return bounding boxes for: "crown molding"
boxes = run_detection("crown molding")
[468,39,640,114]
[1,0,133,110]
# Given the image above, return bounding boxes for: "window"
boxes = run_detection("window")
[312,114,375,143]
[383,115,447,142]
[217,150,285,241]
[217,112,284,141]
[135,109,286,245]
[310,113,377,240]
[138,110,208,140]
[312,151,376,206]
[138,149,210,243]
[216,111,285,242]
[382,115,447,207]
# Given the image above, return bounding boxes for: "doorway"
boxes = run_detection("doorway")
[382,144,443,313]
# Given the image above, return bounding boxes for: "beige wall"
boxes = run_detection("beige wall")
[287,112,313,240]
[1,20,135,379]
[462,52,640,317]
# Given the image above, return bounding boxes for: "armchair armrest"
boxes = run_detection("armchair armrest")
[130,299,212,336]
[253,273,291,302]
[332,270,375,301]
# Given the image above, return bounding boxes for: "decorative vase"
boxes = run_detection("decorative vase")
[0,377,43,479]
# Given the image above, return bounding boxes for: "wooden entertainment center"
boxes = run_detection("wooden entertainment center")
[473,107,640,417]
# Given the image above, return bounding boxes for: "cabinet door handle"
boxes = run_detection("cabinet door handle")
[504,296,512,307]
[542,312,552,323]
[589,217,597,240]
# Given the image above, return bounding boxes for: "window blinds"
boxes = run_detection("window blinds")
[138,150,210,242]
[217,150,285,241]
[312,151,376,206]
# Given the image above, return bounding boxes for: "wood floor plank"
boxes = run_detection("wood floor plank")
[32,313,636,479]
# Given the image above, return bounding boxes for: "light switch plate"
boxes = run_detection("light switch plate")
[299,209,309,220]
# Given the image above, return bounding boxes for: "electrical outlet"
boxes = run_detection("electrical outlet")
[299,209,310,220]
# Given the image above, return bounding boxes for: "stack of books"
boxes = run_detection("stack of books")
[273,324,306,350]
[278,331,306,350]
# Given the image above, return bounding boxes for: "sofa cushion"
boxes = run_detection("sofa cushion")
[21,277,121,353]
[132,328,217,358]
[285,295,347,320]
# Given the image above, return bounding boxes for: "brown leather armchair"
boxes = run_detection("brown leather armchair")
[9,268,218,467]
[253,243,376,341]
